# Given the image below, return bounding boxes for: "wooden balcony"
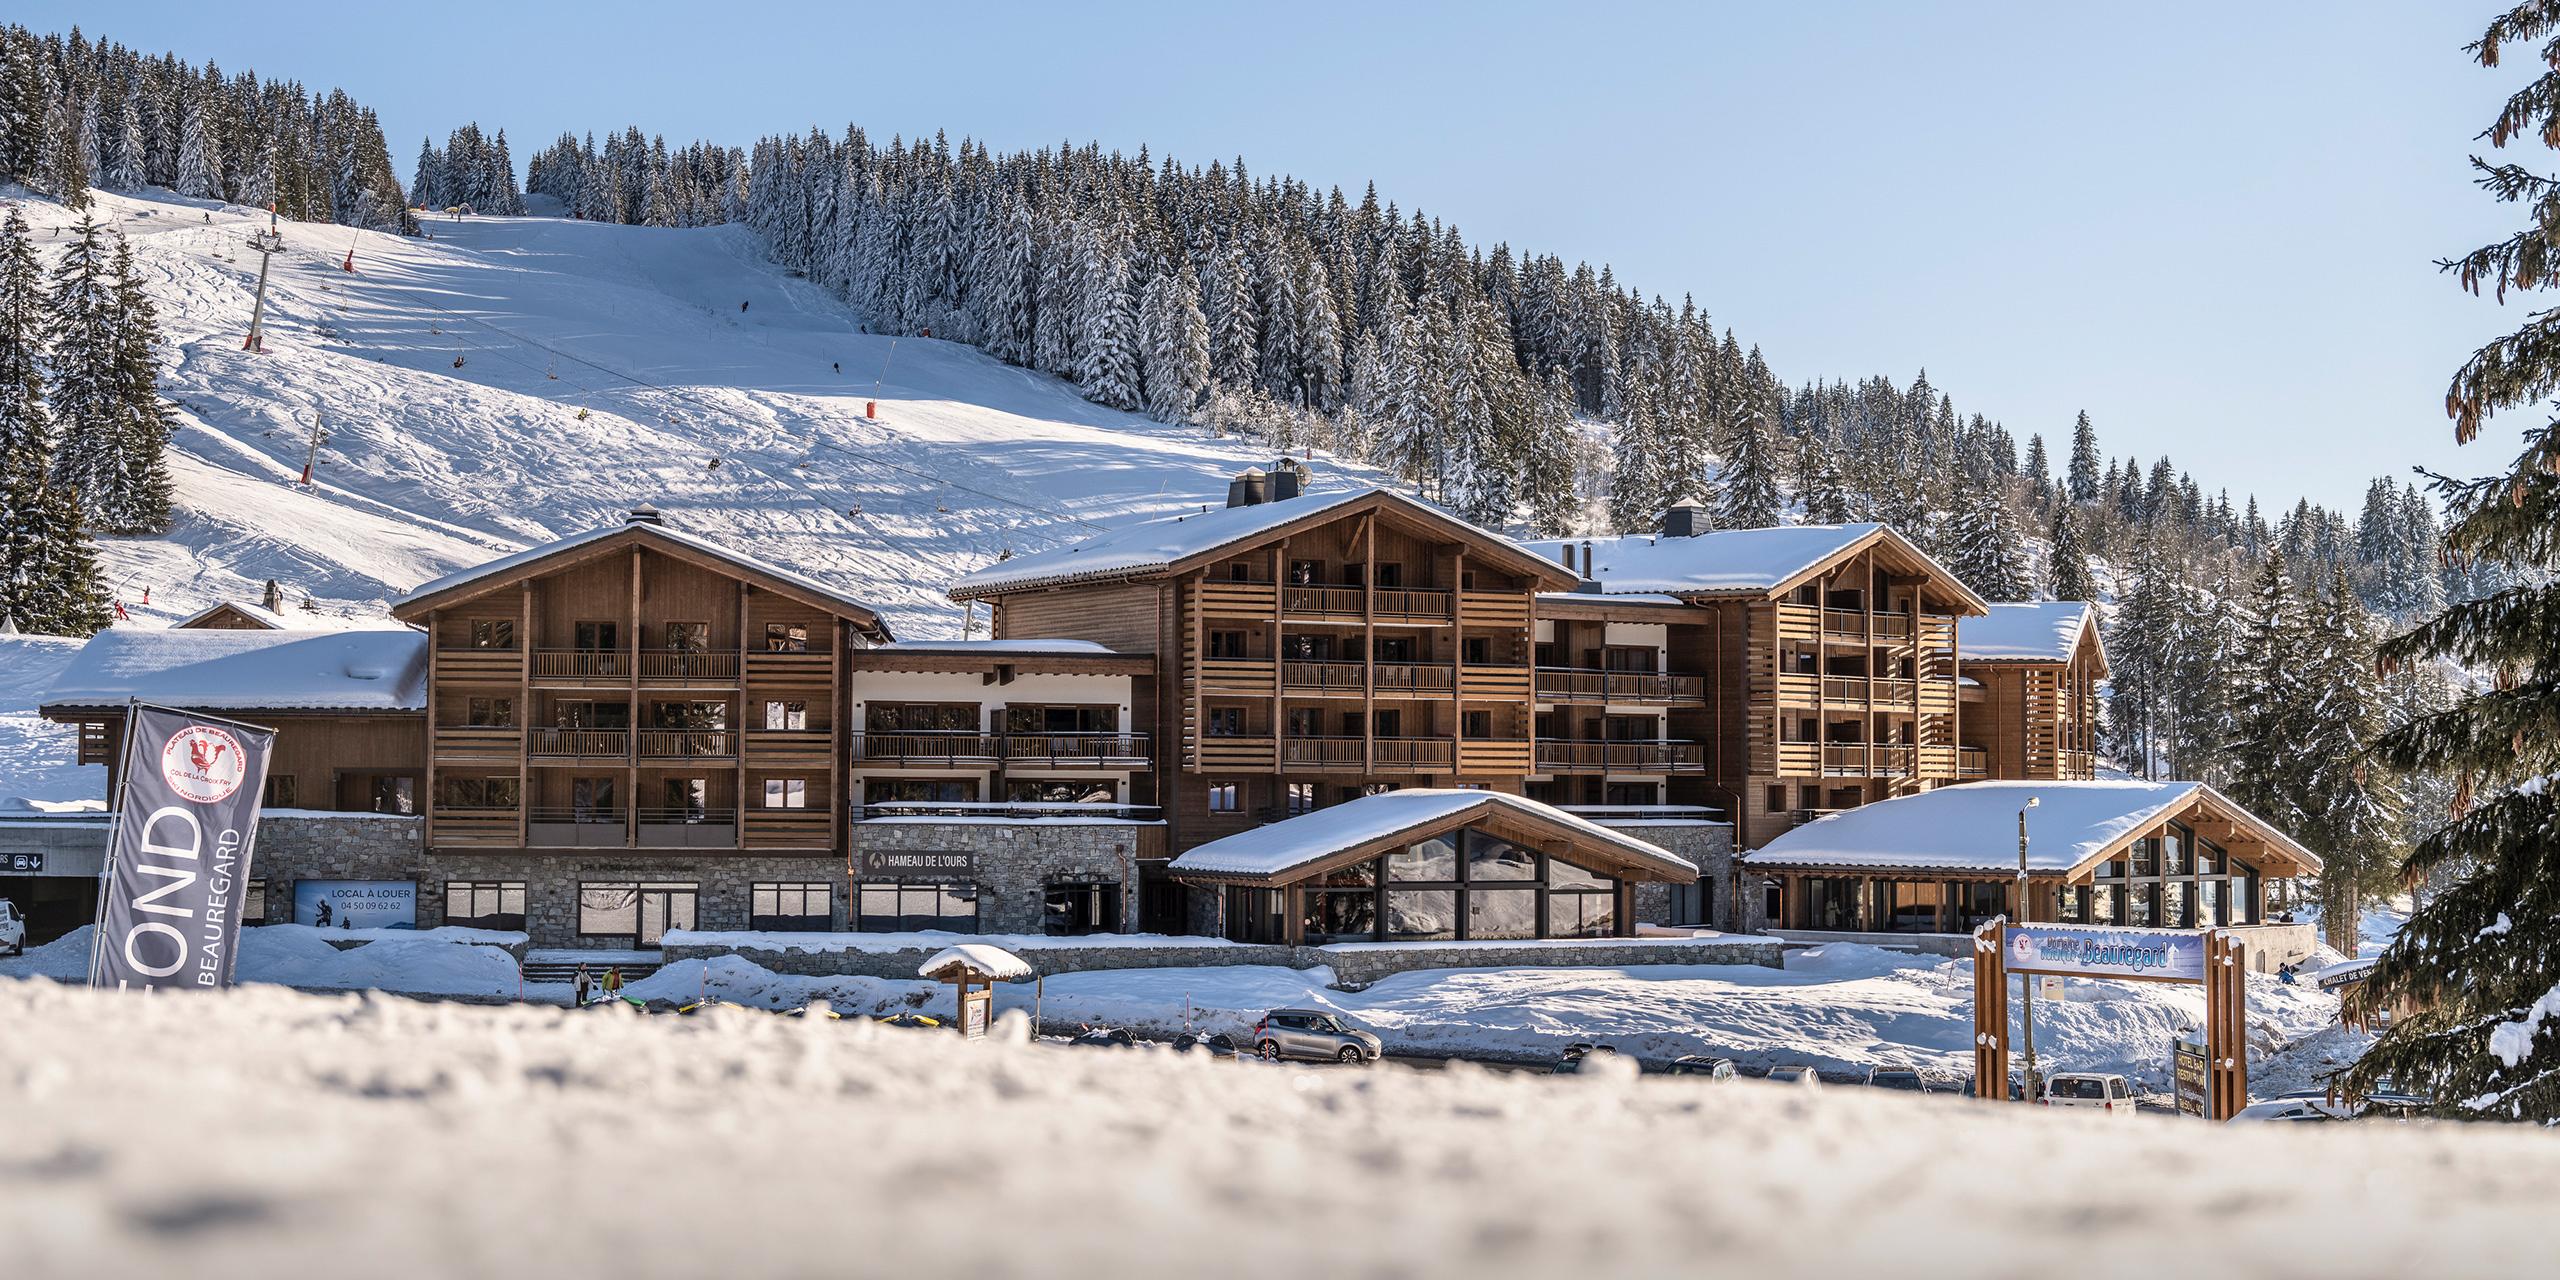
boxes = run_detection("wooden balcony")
[528,727,629,760]
[745,808,833,849]
[1198,580,1278,616]
[434,648,523,682]
[1374,589,1453,622]
[1200,658,1277,694]
[526,807,629,846]
[1774,606,1916,644]
[1534,739,1708,773]
[1458,740,1533,774]
[1458,663,1532,699]
[2060,749,2097,781]
[850,733,1003,765]
[1281,584,1366,618]
[1818,744,1914,777]
[745,650,832,686]
[638,650,740,684]
[635,808,739,848]
[531,649,633,685]
[997,733,1151,768]
[1535,668,1707,705]
[1371,736,1457,770]
[1196,735,1277,770]
[1457,591,1532,627]
[743,728,834,766]
[636,728,736,761]
[433,725,522,762]
[429,808,520,848]
[1277,585,1455,622]
[1959,746,1989,778]
[1278,661,1456,695]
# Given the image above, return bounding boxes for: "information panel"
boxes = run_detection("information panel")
[2004,925,2206,982]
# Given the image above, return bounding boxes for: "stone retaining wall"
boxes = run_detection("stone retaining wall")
[665,939,1297,979]
[1605,822,1750,933]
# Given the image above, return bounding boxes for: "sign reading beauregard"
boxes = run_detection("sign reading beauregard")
[859,849,975,877]
[89,704,275,991]
[2004,924,2207,983]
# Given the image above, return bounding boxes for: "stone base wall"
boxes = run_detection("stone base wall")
[850,820,1151,934]
[429,851,848,949]
[664,939,1299,979]
[1315,937,1783,987]
[1601,822,1754,933]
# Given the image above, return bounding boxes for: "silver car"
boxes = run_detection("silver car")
[1252,1008,1382,1064]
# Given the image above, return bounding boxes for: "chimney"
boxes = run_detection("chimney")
[1579,541,1595,579]
[1226,467,1269,508]
[627,503,663,526]
[1267,459,1302,502]
[261,579,284,613]
[1661,498,1704,539]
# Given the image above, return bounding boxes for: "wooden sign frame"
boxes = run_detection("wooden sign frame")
[1971,922,2249,1118]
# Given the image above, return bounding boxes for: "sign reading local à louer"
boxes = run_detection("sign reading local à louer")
[2005,924,2207,983]
[293,880,419,930]
[90,704,275,991]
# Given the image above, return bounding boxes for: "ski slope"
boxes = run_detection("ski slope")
[16,186,1376,637]
[1,187,1381,804]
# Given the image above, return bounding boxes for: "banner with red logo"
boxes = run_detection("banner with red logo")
[88,703,276,991]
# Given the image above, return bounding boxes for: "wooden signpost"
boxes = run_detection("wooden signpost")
[1973,921,2249,1118]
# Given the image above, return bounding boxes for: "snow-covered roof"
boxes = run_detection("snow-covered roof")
[173,600,292,629]
[1958,601,2102,666]
[1169,789,1697,882]
[171,601,407,632]
[391,517,887,629]
[1743,780,2320,875]
[41,628,430,713]
[875,638,1118,655]
[948,487,1564,596]
[917,943,1033,982]
[1522,523,1984,612]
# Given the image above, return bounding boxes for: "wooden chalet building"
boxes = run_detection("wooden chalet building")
[1956,601,2105,781]
[1527,508,1989,851]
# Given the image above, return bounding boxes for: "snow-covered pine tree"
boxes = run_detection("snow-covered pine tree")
[1204,237,1259,391]
[1796,435,1857,525]
[1945,472,2033,602]
[41,72,89,208]
[0,442,111,636]
[1074,217,1142,412]
[0,207,46,460]
[1520,366,1582,537]
[411,137,444,208]
[42,213,116,511]
[1139,257,1209,424]
[2340,2,2560,1120]
[175,76,221,201]
[2048,502,2098,602]
[1607,385,1680,533]
[2022,432,2053,511]
[2295,566,2399,956]
[99,234,174,533]
[1718,408,1784,528]
[2066,409,2101,504]
[2223,549,2314,833]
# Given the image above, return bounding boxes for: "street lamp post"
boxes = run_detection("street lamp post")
[2018,796,2040,1101]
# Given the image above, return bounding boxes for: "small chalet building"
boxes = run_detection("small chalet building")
[1744,779,2323,966]
[1168,789,1698,944]
[1956,601,2105,781]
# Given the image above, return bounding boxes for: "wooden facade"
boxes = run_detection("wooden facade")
[1960,614,2106,782]
[389,517,892,859]
[63,709,424,814]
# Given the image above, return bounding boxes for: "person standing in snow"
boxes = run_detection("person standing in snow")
[574,963,592,1007]
[602,967,624,1000]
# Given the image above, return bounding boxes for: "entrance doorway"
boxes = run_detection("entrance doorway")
[577,880,699,947]
[638,884,697,945]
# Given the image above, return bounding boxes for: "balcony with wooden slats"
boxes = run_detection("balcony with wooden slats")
[433,725,522,763]
[1199,658,1278,694]
[635,728,736,761]
[430,809,521,848]
[434,648,525,683]
[637,649,740,685]
[1535,668,1709,706]
[1197,580,1279,616]
[1534,738,1708,774]
[1456,591,1532,627]
[742,728,835,767]
[527,727,630,761]
[530,649,634,686]
[744,649,832,687]
[849,733,1004,765]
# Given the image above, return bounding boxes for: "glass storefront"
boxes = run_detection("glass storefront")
[1278,827,1624,944]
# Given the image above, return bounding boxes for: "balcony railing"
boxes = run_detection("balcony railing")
[1275,736,1459,769]
[638,650,739,682]
[531,648,630,681]
[1276,586,1456,621]
[1534,739,1708,772]
[1281,585,1365,616]
[997,733,1152,767]
[1958,746,1989,778]
[851,733,1004,764]
[858,801,1164,821]
[1534,668,1708,704]
[635,807,739,848]
[1374,588,1453,621]
[528,727,630,757]
[636,728,736,759]
[849,733,1151,766]
[1815,744,1916,776]
[526,807,628,846]
[1278,662,1463,694]
[1820,609,1913,640]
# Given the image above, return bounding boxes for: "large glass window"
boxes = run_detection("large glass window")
[1467,887,1540,939]
[1043,883,1122,936]
[1388,834,1457,882]
[1664,880,1710,928]
[1386,890,1459,941]
[1882,881,1941,933]
[1468,835,1536,881]
[1956,882,2006,930]
[855,882,979,933]
[751,882,832,932]
[446,881,527,931]
[1305,890,1378,942]
[1548,890,1616,938]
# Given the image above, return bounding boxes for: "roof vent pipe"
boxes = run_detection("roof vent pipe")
[1227,467,1269,508]
[261,579,284,612]
[1267,461,1302,502]
[1579,541,1594,579]
[627,503,664,526]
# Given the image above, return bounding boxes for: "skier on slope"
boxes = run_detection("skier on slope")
[740,300,750,313]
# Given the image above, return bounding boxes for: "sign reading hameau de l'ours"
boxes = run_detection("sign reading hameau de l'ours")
[2004,925,2208,983]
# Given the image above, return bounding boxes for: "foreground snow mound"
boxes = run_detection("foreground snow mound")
[0,981,2546,1278]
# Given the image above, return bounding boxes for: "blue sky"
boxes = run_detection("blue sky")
[29,1,2532,510]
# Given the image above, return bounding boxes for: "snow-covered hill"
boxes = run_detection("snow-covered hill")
[20,187,1378,636]
[0,187,1384,806]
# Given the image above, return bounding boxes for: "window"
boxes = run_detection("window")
[1370,636,1416,662]
[1284,782,1317,816]
[1208,630,1251,659]
[263,775,298,808]
[1207,782,1240,812]
[368,775,417,816]
[578,881,697,943]
[446,881,528,931]
[1372,563,1402,588]
[664,621,709,652]
[470,619,515,649]
[467,696,515,727]
[574,620,618,651]
[1288,559,1322,586]
[1881,881,1941,932]
[763,778,808,809]
[751,882,833,932]
[765,622,809,652]
[1604,782,1659,806]
[1462,710,1494,738]
[1665,881,1709,927]
[1285,708,1326,738]
[1371,709,1402,737]
[867,703,978,733]
[763,700,807,731]
[1225,562,1253,582]
[855,881,980,933]
[1204,707,1244,737]
[1766,785,1787,814]
[438,776,520,809]
[1463,636,1491,666]
[1002,705,1117,734]
[571,776,618,818]
[1043,883,1122,936]
[663,777,709,818]
[864,778,975,805]
[242,879,268,926]
[1008,779,1115,804]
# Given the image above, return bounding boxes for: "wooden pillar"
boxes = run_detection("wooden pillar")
[425,608,441,849]
[1449,546,1466,777]
[1361,514,1377,777]
[1270,540,1286,801]
[627,547,641,848]
[735,583,749,849]
[1185,571,1204,776]
[518,584,533,847]
[1973,919,2010,1100]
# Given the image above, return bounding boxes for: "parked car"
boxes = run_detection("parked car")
[1764,1064,1822,1088]
[1865,1067,1933,1095]
[1069,1026,1137,1049]
[1962,1073,2028,1101]
[2041,1072,2138,1116]
[0,899,22,958]
[1551,1043,1621,1075]
[1666,1055,1737,1080]
[1251,1009,1382,1064]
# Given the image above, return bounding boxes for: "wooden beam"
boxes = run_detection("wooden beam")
[627,546,641,850]
[518,582,533,848]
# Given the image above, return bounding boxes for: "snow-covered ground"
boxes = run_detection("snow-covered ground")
[0,980,2546,1278]
[0,633,101,810]
[634,942,2340,1086]
[1,925,534,1001]
[0,186,1390,805]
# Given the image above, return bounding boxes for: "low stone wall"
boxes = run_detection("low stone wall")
[1767,928,1976,958]
[851,819,1155,934]
[665,932,1782,987]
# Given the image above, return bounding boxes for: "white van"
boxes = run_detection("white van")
[2041,1072,2137,1116]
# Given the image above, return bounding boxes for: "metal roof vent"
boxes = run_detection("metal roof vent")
[627,503,664,526]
